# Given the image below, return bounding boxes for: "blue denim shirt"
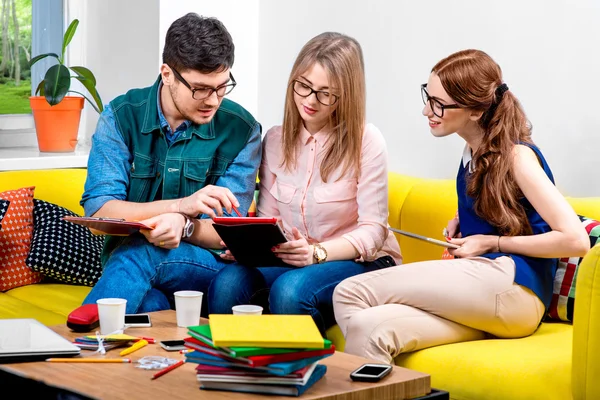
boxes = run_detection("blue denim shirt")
[82,91,261,219]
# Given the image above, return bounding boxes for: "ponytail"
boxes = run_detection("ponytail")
[468,87,534,236]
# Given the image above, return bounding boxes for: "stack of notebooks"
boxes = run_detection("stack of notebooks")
[73,333,141,351]
[184,314,335,396]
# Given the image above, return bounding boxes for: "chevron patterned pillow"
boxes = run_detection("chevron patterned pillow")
[547,216,600,322]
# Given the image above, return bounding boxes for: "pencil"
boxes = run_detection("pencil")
[231,205,242,217]
[46,358,132,363]
[151,360,185,380]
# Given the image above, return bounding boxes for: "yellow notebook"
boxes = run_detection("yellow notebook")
[208,314,326,349]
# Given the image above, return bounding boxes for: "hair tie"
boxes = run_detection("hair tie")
[496,83,509,99]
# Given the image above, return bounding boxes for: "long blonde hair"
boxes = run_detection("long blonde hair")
[281,32,365,182]
[433,49,534,235]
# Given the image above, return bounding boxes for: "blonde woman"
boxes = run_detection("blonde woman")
[208,32,401,334]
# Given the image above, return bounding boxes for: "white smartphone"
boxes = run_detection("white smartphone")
[350,363,393,382]
[159,340,187,351]
[124,314,152,328]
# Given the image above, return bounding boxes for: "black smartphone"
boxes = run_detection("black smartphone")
[350,363,393,382]
[124,314,152,327]
[159,340,186,351]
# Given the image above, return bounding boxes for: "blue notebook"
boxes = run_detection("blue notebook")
[200,364,327,396]
[186,351,332,376]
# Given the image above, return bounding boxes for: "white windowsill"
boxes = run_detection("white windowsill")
[0,145,90,171]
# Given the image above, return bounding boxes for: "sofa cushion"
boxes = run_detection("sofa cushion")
[395,322,572,400]
[4,283,92,320]
[25,200,104,286]
[0,186,43,291]
[326,322,571,400]
[0,199,9,230]
[547,216,600,322]
[0,291,69,326]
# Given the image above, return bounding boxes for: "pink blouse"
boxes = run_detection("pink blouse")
[257,124,402,265]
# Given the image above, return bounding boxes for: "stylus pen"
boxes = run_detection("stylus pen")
[46,358,132,363]
[151,360,185,380]
[231,205,242,217]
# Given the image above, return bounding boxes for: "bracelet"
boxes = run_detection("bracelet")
[497,236,502,253]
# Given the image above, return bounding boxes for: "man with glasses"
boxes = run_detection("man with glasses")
[80,13,261,315]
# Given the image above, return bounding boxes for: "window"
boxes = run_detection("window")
[0,0,62,146]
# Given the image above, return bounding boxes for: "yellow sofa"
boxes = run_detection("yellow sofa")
[1,168,599,399]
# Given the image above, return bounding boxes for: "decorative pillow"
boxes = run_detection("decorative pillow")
[0,199,9,230]
[547,216,600,322]
[25,199,104,286]
[0,187,42,291]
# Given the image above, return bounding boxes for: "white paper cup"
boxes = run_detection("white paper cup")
[174,290,203,327]
[96,298,127,335]
[232,305,263,315]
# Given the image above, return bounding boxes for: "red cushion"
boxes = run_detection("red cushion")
[0,186,42,291]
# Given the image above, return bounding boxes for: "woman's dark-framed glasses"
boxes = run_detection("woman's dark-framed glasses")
[292,80,339,106]
[171,66,236,100]
[421,83,460,118]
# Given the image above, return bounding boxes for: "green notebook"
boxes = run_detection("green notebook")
[188,324,332,358]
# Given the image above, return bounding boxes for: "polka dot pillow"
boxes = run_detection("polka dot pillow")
[0,200,9,230]
[547,215,600,322]
[25,199,104,286]
[0,186,43,291]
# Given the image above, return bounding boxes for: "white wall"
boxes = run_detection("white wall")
[82,0,600,197]
[257,0,600,197]
[158,0,259,118]
[76,0,160,146]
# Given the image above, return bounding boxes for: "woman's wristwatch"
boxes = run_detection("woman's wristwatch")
[180,213,195,239]
[313,243,328,264]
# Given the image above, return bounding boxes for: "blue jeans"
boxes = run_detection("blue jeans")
[83,234,229,315]
[208,256,395,335]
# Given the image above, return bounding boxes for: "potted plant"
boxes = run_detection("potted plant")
[29,19,103,152]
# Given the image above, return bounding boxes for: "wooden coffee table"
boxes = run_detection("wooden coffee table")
[0,310,430,399]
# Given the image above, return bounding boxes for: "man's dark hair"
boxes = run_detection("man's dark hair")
[162,13,234,73]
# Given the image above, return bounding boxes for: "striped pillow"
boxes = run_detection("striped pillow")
[547,216,600,322]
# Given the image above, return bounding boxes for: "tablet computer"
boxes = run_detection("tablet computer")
[212,217,288,267]
[388,227,460,249]
[63,216,152,236]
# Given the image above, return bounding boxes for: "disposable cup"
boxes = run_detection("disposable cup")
[96,298,127,335]
[232,305,263,315]
[174,291,203,328]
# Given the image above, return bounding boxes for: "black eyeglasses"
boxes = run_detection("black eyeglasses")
[170,66,236,100]
[421,83,461,118]
[292,80,339,106]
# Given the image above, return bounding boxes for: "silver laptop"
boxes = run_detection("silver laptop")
[0,319,80,362]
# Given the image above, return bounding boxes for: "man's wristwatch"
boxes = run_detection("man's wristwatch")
[180,214,195,239]
[313,243,328,264]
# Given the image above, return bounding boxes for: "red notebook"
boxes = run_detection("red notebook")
[63,216,152,236]
[247,346,336,367]
[211,217,288,267]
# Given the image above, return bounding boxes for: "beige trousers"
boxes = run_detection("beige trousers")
[332,256,544,364]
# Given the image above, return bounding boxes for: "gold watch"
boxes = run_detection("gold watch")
[313,243,328,264]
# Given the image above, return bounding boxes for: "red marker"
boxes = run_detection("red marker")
[151,360,185,380]
[231,205,242,217]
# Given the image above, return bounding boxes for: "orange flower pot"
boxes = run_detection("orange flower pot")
[29,96,84,152]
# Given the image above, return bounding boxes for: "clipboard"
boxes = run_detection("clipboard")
[63,216,153,236]
[388,227,460,249]
[212,217,288,267]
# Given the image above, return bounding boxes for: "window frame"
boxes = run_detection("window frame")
[0,0,63,147]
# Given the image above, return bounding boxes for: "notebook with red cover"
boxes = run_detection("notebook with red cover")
[247,346,336,367]
[211,216,288,266]
[63,216,152,236]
